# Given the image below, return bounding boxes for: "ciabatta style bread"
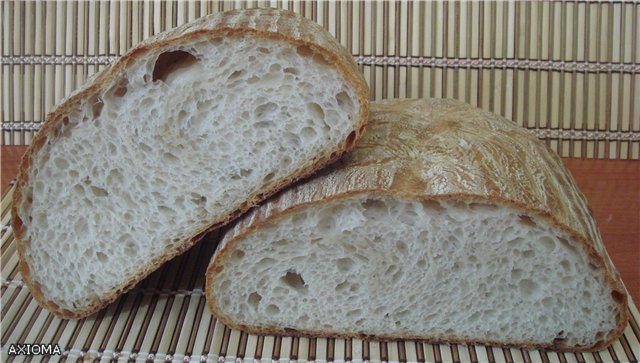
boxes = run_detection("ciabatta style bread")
[12,8,368,319]
[206,99,628,352]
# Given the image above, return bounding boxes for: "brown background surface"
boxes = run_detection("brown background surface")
[2,145,638,303]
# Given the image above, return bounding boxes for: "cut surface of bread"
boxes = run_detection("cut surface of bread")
[12,8,368,319]
[206,99,628,352]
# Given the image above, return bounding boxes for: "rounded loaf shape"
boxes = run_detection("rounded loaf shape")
[12,8,369,319]
[206,98,628,352]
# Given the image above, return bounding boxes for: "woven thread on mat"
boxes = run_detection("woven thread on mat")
[3,55,639,73]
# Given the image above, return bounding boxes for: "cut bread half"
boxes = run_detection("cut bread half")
[206,99,628,352]
[12,8,368,319]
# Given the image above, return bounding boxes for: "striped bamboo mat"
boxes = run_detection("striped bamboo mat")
[1,185,638,363]
[2,1,640,159]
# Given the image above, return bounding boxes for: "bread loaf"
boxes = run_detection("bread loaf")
[12,8,368,319]
[206,98,628,352]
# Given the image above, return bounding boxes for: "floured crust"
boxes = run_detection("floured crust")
[206,98,628,352]
[11,8,369,319]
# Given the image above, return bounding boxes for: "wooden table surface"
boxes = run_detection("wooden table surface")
[2,145,639,303]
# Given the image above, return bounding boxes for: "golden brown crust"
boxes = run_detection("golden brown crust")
[11,8,369,319]
[206,98,628,352]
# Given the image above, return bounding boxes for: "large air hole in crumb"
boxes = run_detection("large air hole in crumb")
[263,172,276,183]
[483,309,497,319]
[280,270,308,293]
[361,199,387,218]
[231,250,245,260]
[396,241,408,254]
[257,257,276,267]
[90,186,109,197]
[227,70,244,80]
[163,152,179,162]
[152,50,198,83]
[391,270,402,284]
[519,279,538,296]
[54,158,69,169]
[192,194,207,206]
[255,102,278,119]
[468,202,499,211]
[231,169,252,181]
[336,91,354,111]
[139,143,152,153]
[280,156,292,168]
[96,252,108,263]
[248,292,262,308]
[539,236,556,252]
[511,268,523,280]
[611,290,625,303]
[296,45,314,57]
[345,131,357,147]
[90,96,104,118]
[208,37,223,46]
[284,67,300,75]
[269,64,281,72]
[106,169,124,185]
[312,53,331,66]
[507,237,525,247]
[317,216,335,233]
[336,257,355,272]
[336,281,349,292]
[384,265,398,275]
[306,102,325,120]
[254,120,275,129]
[109,76,129,97]
[517,215,537,228]
[158,205,175,216]
[266,304,280,314]
[57,117,74,138]
[300,126,317,140]
[72,184,85,196]
[73,219,88,235]
[558,237,579,258]
[283,133,301,148]
[422,199,444,212]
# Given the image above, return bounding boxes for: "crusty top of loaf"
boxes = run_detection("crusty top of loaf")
[12,8,369,319]
[210,98,628,351]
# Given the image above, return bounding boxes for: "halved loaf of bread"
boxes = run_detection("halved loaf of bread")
[12,8,368,319]
[206,98,628,352]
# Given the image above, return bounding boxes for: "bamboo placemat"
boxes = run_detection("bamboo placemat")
[1,1,640,159]
[0,185,639,363]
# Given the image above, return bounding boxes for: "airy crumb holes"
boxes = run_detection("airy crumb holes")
[152,50,198,83]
